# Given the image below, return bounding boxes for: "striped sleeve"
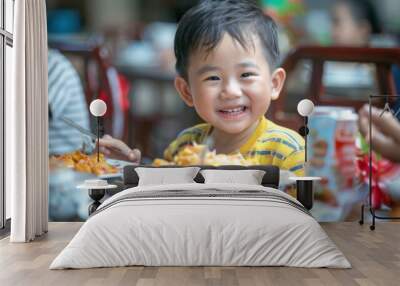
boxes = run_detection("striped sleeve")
[251,121,305,175]
[281,149,305,176]
[48,49,90,155]
[48,49,87,123]
[272,127,305,176]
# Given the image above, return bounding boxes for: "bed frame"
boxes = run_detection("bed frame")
[122,165,315,211]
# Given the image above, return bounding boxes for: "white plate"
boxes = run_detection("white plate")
[289,176,322,181]
[98,159,135,179]
[77,184,117,189]
[98,173,123,179]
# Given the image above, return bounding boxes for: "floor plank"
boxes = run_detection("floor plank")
[0,222,399,286]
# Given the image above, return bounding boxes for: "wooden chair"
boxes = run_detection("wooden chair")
[271,46,400,129]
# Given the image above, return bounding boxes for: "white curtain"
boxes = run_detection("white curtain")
[7,0,48,242]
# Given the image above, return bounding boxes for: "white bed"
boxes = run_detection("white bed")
[50,183,351,269]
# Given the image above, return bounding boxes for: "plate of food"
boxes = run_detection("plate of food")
[50,150,133,179]
[152,143,258,166]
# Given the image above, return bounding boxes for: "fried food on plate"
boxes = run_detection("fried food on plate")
[153,143,257,166]
[51,150,118,175]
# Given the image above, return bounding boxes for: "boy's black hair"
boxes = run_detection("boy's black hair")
[174,0,280,78]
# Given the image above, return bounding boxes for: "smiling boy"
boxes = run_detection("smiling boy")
[99,0,305,175]
[164,0,305,175]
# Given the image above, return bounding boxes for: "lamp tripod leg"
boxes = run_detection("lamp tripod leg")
[370,211,376,231]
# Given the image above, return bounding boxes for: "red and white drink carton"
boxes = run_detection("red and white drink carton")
[308,106,359,217]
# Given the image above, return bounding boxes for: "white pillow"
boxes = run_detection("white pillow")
[200,169,266,185]
[136,167,200,186]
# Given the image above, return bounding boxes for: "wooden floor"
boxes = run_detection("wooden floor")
[0,222,399,286]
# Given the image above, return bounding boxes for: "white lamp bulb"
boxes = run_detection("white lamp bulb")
[89,99,107,117]
[297,99,314,117]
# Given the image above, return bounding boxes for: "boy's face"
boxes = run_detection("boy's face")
[175,34,285,135]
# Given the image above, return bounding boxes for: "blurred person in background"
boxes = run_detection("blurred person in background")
[331,0,400,161]
[323,0,384,95]
[48,49,92,221]
[331,0,381,46]
[48,49,91,155]
[331,0,400,119]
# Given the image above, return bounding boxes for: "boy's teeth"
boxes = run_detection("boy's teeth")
[221,107,245,113]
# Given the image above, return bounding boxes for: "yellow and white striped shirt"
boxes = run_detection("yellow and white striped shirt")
[164,116,305,176]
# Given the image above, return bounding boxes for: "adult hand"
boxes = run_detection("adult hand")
[358,104,400,162]
[97,134,141,163]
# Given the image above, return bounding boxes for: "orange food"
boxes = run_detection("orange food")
[153,143,257,166]
[152,158,174,166]
[51,150,118,175]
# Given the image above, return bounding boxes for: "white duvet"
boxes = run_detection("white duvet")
[50,183,351,269]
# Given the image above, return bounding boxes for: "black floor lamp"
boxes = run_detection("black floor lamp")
[297,99,315,163]
[291,99,320,210]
